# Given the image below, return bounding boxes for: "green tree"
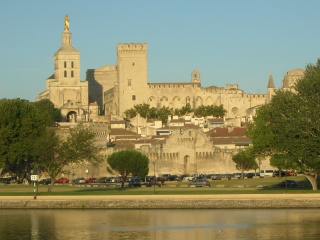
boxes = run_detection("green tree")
[124,108,137,119]
[107,150,149,188]
[194,105,226,117]
[232,147,258,179]
[37,125,101,191]
[33,99,62,124]
[177,103,193,116]
[0,99,49,179]
[134,103,150,118]
[248,59,320,190]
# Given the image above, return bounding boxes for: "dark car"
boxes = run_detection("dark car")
[277,180,298,188]
[146,177,162,187]
[191,178,210,187]
[72,177,86,184]
[245,173,256,179]
[128,177,141,187]
[210,174,222,180]
[96,177,109,184]
[39,178,52,185]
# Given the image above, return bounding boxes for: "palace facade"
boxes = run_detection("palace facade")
[38,16,304,123]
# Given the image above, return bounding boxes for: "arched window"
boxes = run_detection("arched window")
[64,61,67,68]
[71,61,74,68]
[64,71,67,78]
[71,71,74,78]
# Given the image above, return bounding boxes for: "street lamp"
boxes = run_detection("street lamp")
[153,160,156,194]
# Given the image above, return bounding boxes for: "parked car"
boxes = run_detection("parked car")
[72,177,85,184]
[232,173,242,179]
[168,175,180,181]
[128,177,141,187]
[0,176,16,184]
[85,177,96,184]
[191,177,210,187]
[244,172,256,179]
[276,180,298,189]
[145,176,162,187]
[210,174,222,180]
[260,170,274,177]
[55,177,69,184]
[96,177,109,184]
[182,176,194,182]
[38,178,52,185]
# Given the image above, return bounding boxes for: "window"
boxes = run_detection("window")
[71,61,74,68]
[128,79,132,87]
[64,70,67,78]
[132,62,135,66]
[64,61,67,68]
[132,95,136,101]
[71,71,74,78]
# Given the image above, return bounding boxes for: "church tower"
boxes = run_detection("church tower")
[38,16,89,122]
[54,15,80,85]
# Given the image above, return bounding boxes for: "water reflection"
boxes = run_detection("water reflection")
[0,209,320,240]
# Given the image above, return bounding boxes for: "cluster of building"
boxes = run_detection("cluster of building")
[38,16,305,177]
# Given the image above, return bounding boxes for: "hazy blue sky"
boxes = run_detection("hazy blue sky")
[1,0,320,100]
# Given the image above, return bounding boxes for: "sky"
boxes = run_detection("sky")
[1,0,320,100]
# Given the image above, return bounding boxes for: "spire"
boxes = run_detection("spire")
[267,74,276,89]
[62,15,72,47]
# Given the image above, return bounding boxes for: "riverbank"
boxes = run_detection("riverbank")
[0,194,320,209]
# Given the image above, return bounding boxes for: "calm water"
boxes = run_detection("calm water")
[0,209,320,240]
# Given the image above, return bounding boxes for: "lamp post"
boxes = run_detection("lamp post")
[153,160,156,194]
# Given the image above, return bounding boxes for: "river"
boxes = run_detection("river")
[0,209,320,240]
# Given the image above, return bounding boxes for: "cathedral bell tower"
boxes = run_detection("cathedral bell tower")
[54,15,80,86]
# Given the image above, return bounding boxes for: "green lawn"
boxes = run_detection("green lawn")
[0,176,317,196]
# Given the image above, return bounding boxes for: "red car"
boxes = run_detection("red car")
[85,177,97,184]
[55,177,69,184]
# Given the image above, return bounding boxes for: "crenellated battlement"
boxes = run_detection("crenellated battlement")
[117,43,148,54]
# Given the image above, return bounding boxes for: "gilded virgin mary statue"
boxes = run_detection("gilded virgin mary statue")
[64,15,70,32]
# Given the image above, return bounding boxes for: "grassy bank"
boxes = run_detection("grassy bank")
[0,176,317,196]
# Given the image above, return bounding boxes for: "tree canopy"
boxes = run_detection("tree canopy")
[107,150,149,187]
[124,103,226,123]
[37,125,101,191]
[232,147,258,178]
[0,99,60,178]
[248,59,320,190]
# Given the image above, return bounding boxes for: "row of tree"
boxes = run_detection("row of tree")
[0,99,100,191]
[233,59,320,190]
[124,103,226,122]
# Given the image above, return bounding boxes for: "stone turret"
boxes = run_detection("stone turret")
[192,69,201,86]
[267,74,276,103]
[267,74,276,89]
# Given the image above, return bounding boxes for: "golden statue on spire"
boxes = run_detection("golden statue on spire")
[64,15,70,32]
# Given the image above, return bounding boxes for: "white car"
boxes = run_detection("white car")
[260,170,274,177]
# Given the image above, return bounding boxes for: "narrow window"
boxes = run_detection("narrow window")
[132,95,136,101]
[128,79,132,87]
[64,61,67,68]
[132,62,135,66]
[71,71,74,78]
[71,61,74,68]
[64,70,67,78]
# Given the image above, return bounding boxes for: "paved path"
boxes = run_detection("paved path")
[0,194,319,209]
[0,193,319,200]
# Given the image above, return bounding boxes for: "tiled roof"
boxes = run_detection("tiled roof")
[207,127,247,137]
[211,137,251,145]
[109,129,139,136]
